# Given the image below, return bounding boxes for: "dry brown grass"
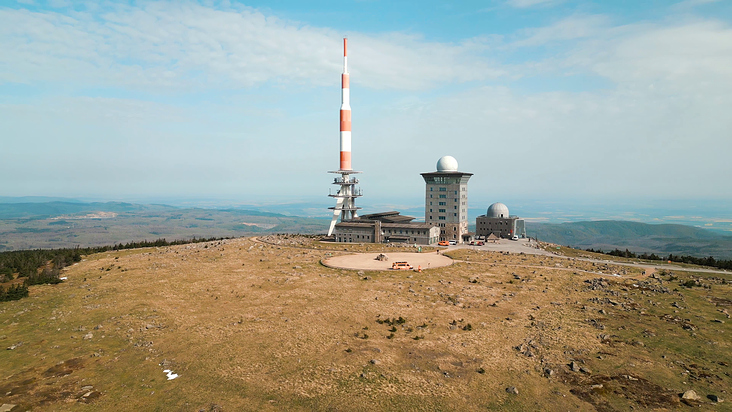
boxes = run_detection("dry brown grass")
[0,236,729,411]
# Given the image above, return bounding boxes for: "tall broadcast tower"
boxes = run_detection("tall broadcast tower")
[328,37,362,236]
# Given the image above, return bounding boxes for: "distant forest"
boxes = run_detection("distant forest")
[585,248,732,271]
[0,237,226,302]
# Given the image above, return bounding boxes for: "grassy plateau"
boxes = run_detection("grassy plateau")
[0,235,729,411]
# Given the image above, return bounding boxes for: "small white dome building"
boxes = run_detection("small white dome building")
[435,156,459,172]
[487,202,510,218]
[476,202,526,239]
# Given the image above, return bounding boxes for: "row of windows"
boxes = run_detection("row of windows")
[339,228,433,237]
[431,177,451,184]
[429,194,463,201]
[428,186,462,195]
[384,229,428,235]
[337,234,441,243]
[429,208,463,215]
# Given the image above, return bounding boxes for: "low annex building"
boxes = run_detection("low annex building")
[475,202,527,239]
[334,211,440,245]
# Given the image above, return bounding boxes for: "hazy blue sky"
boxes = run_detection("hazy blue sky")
[1,0,731,210]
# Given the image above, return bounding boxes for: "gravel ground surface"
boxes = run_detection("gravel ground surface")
[323,252,454,271]
[452,238,553,256]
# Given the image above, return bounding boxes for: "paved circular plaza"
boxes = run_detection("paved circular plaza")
[322,252,453,271]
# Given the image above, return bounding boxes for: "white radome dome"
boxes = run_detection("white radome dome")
[436,156,458,172]
[487,202,510,218]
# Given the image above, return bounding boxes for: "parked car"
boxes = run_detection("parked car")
[511,235,519,241]
[438,240,449,246]
[449,240,457,245]
[391,261,413,270]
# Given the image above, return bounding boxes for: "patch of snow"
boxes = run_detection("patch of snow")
[163,369,179,380]
[59,277,68,280]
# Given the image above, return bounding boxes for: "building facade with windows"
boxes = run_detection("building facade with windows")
[421,156,473,243]
[333,211,440,244]
[475,202,527,239]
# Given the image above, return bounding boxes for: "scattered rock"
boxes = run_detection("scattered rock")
[707,394,723,403]
[369,359,380,365]
[580,367,592,374]
[0,405,17,412]
[681,390,701,401]
[570,361,580,372]
[585,278,609,290]
[506,386,519,395]
[77,390,101,403]
[681,323,696,331]
[544,368,554,377]
[83,333,93,340]
[81,385,93,391]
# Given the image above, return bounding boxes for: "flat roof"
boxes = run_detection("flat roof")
[335,221,436,230]
[353,211,415,223]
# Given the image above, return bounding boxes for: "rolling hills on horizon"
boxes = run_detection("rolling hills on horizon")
[528,220,732,259]
[0,200,329,251]
[0,199,730,259]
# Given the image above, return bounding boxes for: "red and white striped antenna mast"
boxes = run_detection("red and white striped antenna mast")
[328,36,362,236]
[340,36,351,171]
